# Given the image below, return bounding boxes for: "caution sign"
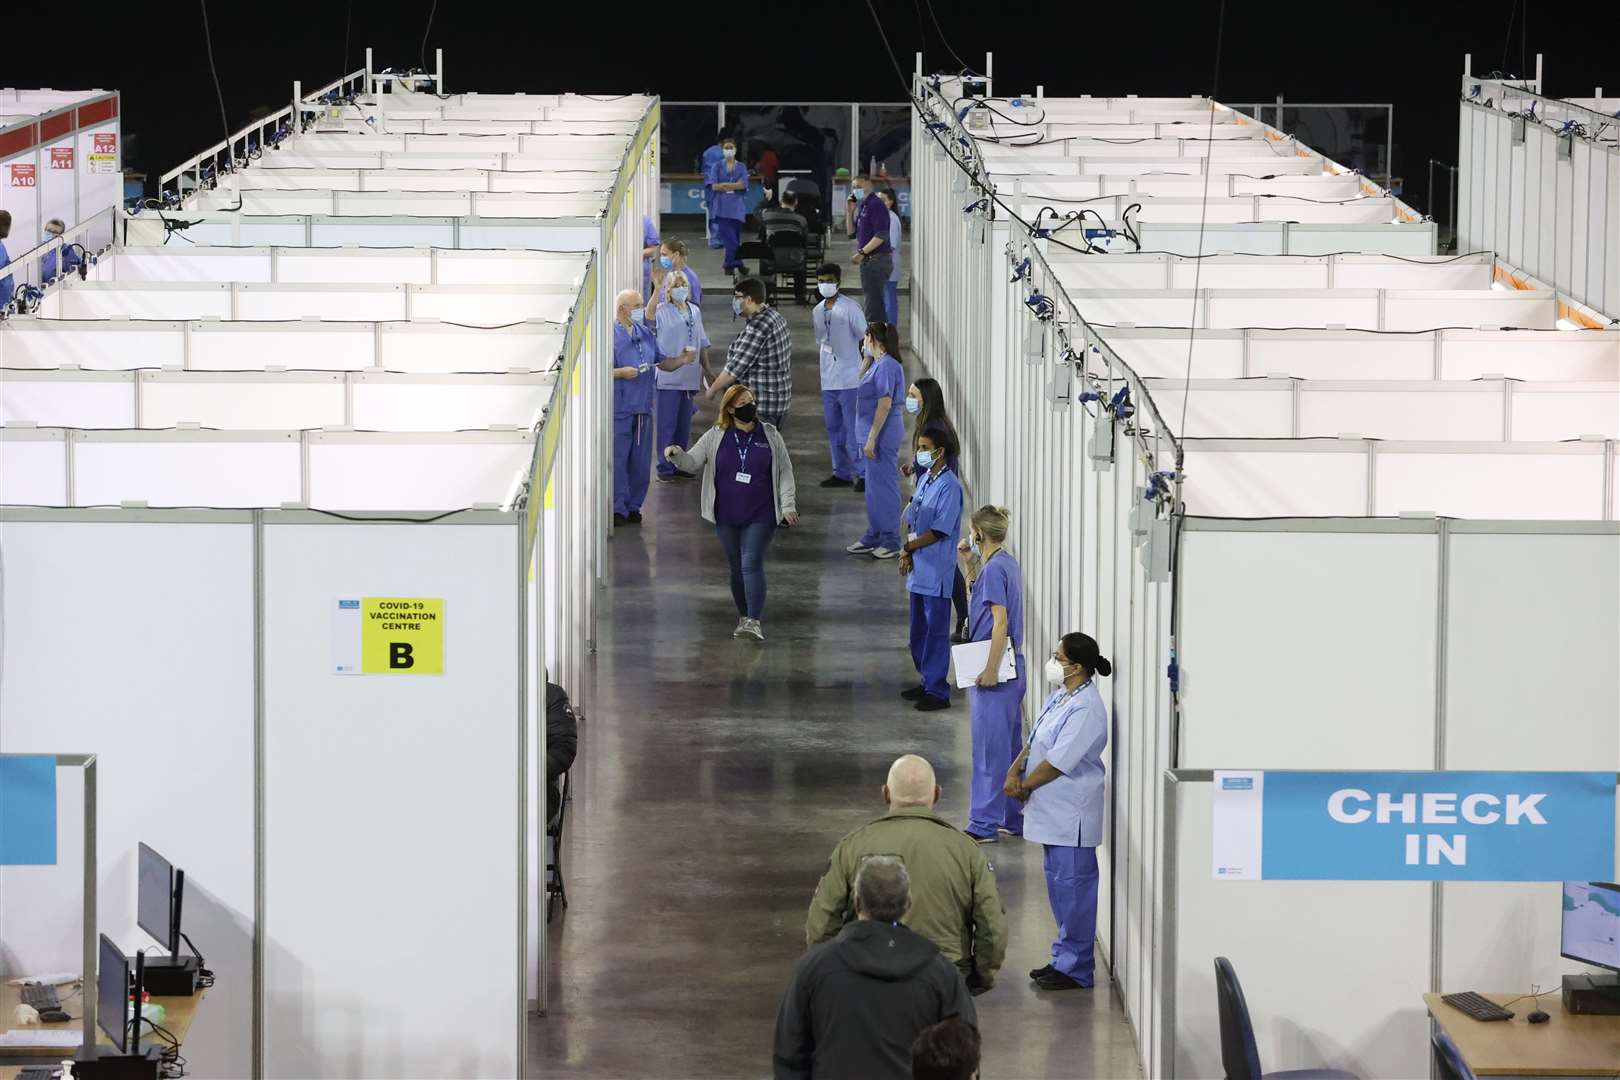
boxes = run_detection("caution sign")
[332,596,444,675]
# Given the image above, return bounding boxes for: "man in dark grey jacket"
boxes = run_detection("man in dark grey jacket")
[773,856,976,1080]
[545,682,578,824]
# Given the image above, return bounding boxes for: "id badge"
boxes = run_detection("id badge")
[908,531,919,543]
[735,472,753,484]
[638,363,651,374]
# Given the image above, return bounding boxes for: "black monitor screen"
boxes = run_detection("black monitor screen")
[97,933,129,1052]
[137,843,174,952]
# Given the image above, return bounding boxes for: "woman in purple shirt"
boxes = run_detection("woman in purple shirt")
[956,505,1027,842]
[664,384,800,642]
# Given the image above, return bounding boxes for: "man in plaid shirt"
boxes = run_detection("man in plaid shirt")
[708,277,794,430]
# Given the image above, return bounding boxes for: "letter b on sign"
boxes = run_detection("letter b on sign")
[389,642,414,669]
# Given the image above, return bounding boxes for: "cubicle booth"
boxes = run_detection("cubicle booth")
[912,73,1620,1079]
[0,89,122,264]
[1,62,659,1075]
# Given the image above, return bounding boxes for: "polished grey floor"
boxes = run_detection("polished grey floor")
[528,234,1143,1079]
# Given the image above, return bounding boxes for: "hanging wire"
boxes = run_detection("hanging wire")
[1177,0,1229,441]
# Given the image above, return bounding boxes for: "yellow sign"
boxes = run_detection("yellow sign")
[361,597,444,674]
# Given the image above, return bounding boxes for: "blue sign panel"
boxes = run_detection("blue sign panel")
[1213,770,1616,882]
[0,755,57,865]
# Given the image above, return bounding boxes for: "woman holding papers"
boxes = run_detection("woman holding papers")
[1007,631,1111,992]
[897,426,963,713]
[956,506,1026,843]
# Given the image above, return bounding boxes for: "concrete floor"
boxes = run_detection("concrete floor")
[528,233,1144,1079]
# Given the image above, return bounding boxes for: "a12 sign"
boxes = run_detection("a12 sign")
[9,163,36,188]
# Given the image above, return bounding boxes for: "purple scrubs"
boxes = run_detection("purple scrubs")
[708,158,748,272]
[856,355,906,550]
[612,320,658,516]
[966,551,1027,836]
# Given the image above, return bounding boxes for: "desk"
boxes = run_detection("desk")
[1425,992,1620,1077]
[0,983,207,1069]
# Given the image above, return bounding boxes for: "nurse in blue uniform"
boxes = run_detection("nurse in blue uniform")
[651,268,710,483]
[847,321,905,559]
[898,426,963,713]
[707,138,749,275]
[611,288,660,525]
[1009,631,1111,991]
[958,504,1025,842]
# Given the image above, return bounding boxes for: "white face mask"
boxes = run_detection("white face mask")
[722,147,736,160]
[1044,657,1069,687]
[969,533,982,558]
[817,282,838,298]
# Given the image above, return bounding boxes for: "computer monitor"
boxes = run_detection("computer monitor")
[137,843,180,956]
[97,933,129,1053]
[1561,881,1620,972]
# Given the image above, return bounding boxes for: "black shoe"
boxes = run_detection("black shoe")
[915,695,950,712]
[853,479,866,493]
[626,511,643,524]
[901,685,928,701]
[1029,963,1055,981]
[614,513,628,526]
[1033,970,1089,991]
[820,475,854,488]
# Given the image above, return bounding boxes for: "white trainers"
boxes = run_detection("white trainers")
[846,541,875,555]
[871,546,900,560]
[733,617,749,638]
[741,618,765,641]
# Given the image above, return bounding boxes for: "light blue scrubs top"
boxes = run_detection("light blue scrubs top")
[707,159,748,222]
[887,210,903,283]
[856,354,905,448]
[812,293,866,392]
[904,466,963,599]
[0,240,14,309]
[653,300,709,392]
[1022,680,1109,847]
[612,320,658,417]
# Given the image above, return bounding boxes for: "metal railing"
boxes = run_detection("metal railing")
[662,100,910,181]
[0,205,120,316]
[1461,59,1620,145]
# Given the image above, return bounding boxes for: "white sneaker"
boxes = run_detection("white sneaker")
[871,546,900,560]
[742,618,765,641]
[846,541,876,555]
[733,617,749,638]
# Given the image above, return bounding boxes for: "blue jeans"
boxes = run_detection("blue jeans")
[715,521,776,619]
[885,280,899,325]
[655,388,697,478]
[1044,843,1099,986]
[908,592,953,700]
[821,388,862,481]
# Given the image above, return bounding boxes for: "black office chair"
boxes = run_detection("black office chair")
[733,239,774,285]
[546,769,571,922]
[1215,957,1359,1079]
[767,230,808,303]
[1429,1028,1476,1080]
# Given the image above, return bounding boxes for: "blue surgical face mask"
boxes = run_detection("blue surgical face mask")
[630,308,645,325]
[659,255,673,270]
[817,282,838,298]
[731,296,744,316]
[915,449,935,470]
[671,286,690,303]
[722,147,736,160]
[970,534,982,558]
[904,397,920,415]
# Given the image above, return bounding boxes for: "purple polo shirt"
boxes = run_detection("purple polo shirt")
[713,428,776,526]
[855,193,893,254]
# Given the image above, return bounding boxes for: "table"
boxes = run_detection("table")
[1425,991,1620,1077]
[0,981,207,1072]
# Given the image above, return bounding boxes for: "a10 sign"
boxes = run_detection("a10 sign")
[10,163,36,187]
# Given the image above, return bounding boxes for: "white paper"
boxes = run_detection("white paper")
[332,595,361,674]
[1211,770,1265,880]
[0,1028,83,1047]
[950,640,1018,689]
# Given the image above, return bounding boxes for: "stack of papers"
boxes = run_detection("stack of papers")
[950,641,1018,689]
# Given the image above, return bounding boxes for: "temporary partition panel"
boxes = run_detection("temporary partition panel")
[0,510,256,1079]
[260,512,524,1078]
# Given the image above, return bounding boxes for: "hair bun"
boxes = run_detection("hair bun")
[1095,657,1113,677]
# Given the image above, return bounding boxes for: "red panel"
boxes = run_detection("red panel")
[0,123,37,159]
[39,111,73,142]
[77,96,118,127]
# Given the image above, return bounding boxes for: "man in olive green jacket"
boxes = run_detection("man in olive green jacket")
[805,755,1008,991]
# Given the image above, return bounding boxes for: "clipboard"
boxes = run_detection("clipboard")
[951,640,1017,689]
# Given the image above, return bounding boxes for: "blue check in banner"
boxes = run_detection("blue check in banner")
[1212,770,1616,882]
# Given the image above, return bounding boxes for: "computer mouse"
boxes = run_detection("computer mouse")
[1527,1009,1550,1024]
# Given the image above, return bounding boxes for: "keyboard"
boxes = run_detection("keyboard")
[1441,990,1515,1021]
[20,983,61,1010]
[20,1068,61,1080]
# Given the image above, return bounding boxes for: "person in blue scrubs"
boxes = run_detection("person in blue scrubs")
[957,505,1026,841]
[707,138,749,276]
[898,427,964,712]
[611,287,661,525]
[811,262,867,489]
[701,135,727,248]
[41,219,80,282]
[650,268,710,484]
[657,237,702,308]
[641,215,660,298]
[1008,631,1112,991]
[0,210,16,310]
[847,321,905,559]
[879,188,902,325]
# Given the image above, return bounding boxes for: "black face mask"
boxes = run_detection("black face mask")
[733,403,758,424]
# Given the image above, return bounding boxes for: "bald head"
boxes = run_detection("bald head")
[615,288,643,321]
[884,755,939,810]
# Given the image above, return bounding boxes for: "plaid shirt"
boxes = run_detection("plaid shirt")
[725,305,793,419]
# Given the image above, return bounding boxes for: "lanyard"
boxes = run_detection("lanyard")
[732,429,758,473]
[1032,681,1090,745]
[680,306,696,347]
